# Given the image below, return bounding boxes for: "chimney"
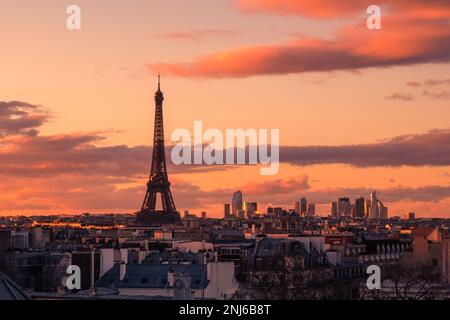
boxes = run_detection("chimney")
[120,262,127,281]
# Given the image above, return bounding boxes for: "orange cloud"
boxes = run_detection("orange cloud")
[148,2,450,78]
[235,0,450,19]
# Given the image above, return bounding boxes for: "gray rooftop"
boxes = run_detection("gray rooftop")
[0,271,30,300]
[96,264,208,289]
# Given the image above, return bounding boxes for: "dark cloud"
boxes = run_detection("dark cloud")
[280,129,450,167]
[424,79,450,86]
[406,81,422,87]
[423,90,450,100]
[385,93,414,101]
[0,101,49,137]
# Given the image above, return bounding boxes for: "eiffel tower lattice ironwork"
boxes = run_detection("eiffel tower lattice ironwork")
[137,75,179,225]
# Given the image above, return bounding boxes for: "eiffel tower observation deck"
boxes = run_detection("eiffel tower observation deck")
[136,76,180,226]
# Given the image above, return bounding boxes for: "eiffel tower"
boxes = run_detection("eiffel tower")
[136,75,180,226]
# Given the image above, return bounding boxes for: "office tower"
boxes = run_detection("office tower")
[300,197,307,216]
[368,190,387,220]
[381,206,388,220]
[330,202,338,218]
[338,197,351,217]
[294,201,300,214]
[354,197,365,218]
[364,199,372,217]
[273,207,283,216]
[244,202,257,218]
[201,212,207,219]
[251,202,258,213]
[237,210,245,219]
[232,191,243,216]
[306,204,316,216]
[224,204,231,219]
[405,212,415,220]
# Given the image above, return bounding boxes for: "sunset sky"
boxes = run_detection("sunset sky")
[1,0,450,217]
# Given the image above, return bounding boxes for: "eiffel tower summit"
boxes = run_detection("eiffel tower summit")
[136,75,181,226]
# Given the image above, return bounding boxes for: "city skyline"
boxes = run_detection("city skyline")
[1,0,450,217]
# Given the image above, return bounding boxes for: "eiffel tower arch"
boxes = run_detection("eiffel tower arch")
[136,76,180,226]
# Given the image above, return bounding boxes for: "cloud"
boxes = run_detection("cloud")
[0,101,49,137]
[422,90,450,100]
[2,100,450,215]
[148,1,450,78]
[154,29,239,41]
[279,129,450,167]
[403,79,450,100]
[406,81,422,87]
[234,0,450,19]
[423,79,450,86]
[385,93,414,101]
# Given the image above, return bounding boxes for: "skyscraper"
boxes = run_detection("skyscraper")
[224,204,231,219]
[306,204,316,216]
[338,197,351,217]
[294,201,300,215]
[300,197,307,216]
[330,202,338,218]
[232,191,243,216]
[354,197,365,218]
[244,202,257,218]
[368,190,388,220]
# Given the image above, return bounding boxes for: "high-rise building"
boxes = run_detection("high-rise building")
[306,204,316,216]
[381,206,388,220]
[405,212,415,220]
[367,190,388,220]
[244,202,257,218]
[338,197,351,217]
[300,197,307,216]
[201,212,207,219]
[330,202,338,218]
[354,197,365,218]
[224,204,231,219]
[231,191,243,216]
[294,201,300,215]
[364,199,372,217]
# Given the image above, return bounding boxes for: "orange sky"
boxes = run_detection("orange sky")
[1,0,450,217]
